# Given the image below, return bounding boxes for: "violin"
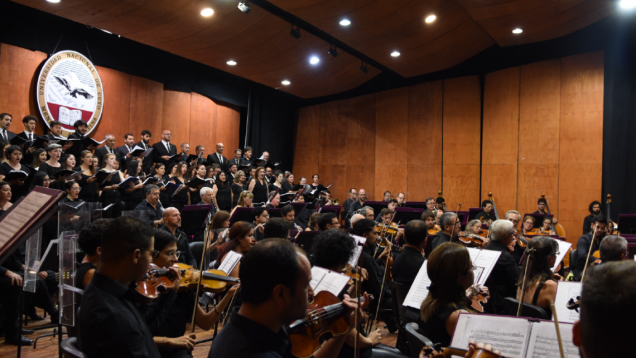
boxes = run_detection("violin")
[420,345,503,358]
[466,285,488,313]
[135,264,176,301]
[342,265,368,286]
[458,232,485,247]
[428,224,441,236]
[376,222,399,238]
[289,291,372,358]
[175,263,240,294]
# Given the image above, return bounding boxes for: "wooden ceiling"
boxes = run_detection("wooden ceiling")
[14,0,613,98]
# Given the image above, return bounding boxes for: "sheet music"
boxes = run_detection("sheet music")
[451,314,528,358]
[466,248,501,286]
[553,281,581,324]
[403,260,431,309]
[0,191,53,248]
[347,235,366,268]
[310,266,350,297]
[551,240,573,272]
[526,321,580,358]
[217,250,242,275]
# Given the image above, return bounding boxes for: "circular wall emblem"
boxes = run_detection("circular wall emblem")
[36,50,104,137]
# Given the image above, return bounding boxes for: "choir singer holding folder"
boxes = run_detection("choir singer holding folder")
[152,130,177,166]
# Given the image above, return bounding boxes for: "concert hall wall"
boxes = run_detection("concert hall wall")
[294,51,604,245]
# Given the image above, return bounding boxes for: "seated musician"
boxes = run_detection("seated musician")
[475,200,497,227]
[421,210,437,232]
[348,188,367,214]
[392,220,427,288]
[263,217,290,240]
[573,261,636,357]
[76,219,111,290]
[462,219,490,249]
[396,192,406,207]
[266,191,280,209]
[418,242,488,347]
[534,198,549,215]
[484,220,520,314]
[215,222,256,278]
[539,217,556,235]
[146,229,238,358]
[208,239,368,358]
[282,204,303,233]
[583,200,601,235]
[229,191,254,216]
[599,235,628,264]
[521,215,538,236]
[516,236,560,318]
[374,200,397,222]
[134,185,164,227]
[159,207,198,268]
[358,205,374,221]
[435,196,446,212]
[252,207,269,241]
[77,217,164,357]
[311,229,381,356]
[425,197,436,212]
[574,214,608,279]
[317,212,340,231]
[306,212,321,231]
[430,212,460,253]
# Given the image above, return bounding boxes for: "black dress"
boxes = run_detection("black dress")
[252,180,268,205]
[75,262,97,291]
[159,175,171,209]
[215,183,232,212]
[38,162,65,191]
[417,302,469,347]
[74,168,99,203]
[282,181,294,202]
[99,171,123,218]
[123,179,145,211]
[0,162,31,202]
[169,177,189,213]
[189,176,206,206]
[231,183,243,208]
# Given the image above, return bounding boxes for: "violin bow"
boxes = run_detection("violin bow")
[581,226,598,282]
[517,248,535,316]
[550,300,566,358]
[190,210,214,333]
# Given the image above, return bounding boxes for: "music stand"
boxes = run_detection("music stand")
[523,213,554,229]
[229,207,256,226]
[618,214,636,235]
[393,207,424,224]
[468,208,482,220]
[268,208,282,218]
[319,205,341,218]
[457,211,469,225]
[181,205,213,237]
[364,201,388,216]
[295,231,321,253]
[290,202,309,216]
[403,202,428,210]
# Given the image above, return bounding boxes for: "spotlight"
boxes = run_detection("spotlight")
[310,56,320,65]
[238,1,251,14]
[512,28,523,34]
[201,8,214,16]
[620,0,636,9]
[46,0,61,3]
[290,25,301,39]
[281,80,291,86]
[425,15,436,23]
[226,60,237,66]
[328,45,338,57]
[391,51,400,57]
[339,19,351,26]
[360,60,368,73]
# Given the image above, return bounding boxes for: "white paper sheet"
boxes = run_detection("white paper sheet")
[403,260,431,309]
[217,250,242,275]
[466,248,501,286]
[526,321,580,358]
[347,235,367,268]
[551,240,573,272]
[553,281,582,324]
[310,266,350,297]
[451,314,528,358]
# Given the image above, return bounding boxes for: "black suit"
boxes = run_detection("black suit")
[206,152,228,172]
[94,146,120,168]
[67,132,88,157]
[0,129,16,142]
[116,145,134,172]
[484,241,520,314]
[227,158,241,172]
[152,141,177,166]
[135,141,153,174]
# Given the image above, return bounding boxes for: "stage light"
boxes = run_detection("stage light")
[512,28,523,34]
[310,56,320,65]
[620,0,636,9]
[281,80,291,86]
[238,1,251,14]
[425,15,436,23]
[290,25,301,39]
[391,51,400,57]
[227,60,237,66]
[360,61,368,73]
[201,8,214,16]
[46,0,61,3]
[328,45,338,57]
[101,29,112,34]
[340,19,351,26]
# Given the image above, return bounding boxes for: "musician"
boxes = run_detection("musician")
[539,217,556,235]
[263,218,290,240]
[392,220,427,288]
[358,205,374,221]
[77,217,161,357]
[212,172,233,212]
[0,181,12,213]
[309,174,326,195]
[115,133,135,172]
[281,204,303,233]
[418,242,487,347]
[194,145,206,166]
[252,207,269,242]
[342,188,357,219]
[484,219,520,314]
[248,167,268,205]
[95,134,119,168]
[152,130,177,166]
[430,212,460,253]
[535,198,548,215]
[516,236,559,318]
[317,212,340,231]
[375,200,397,222]
[396,192,406,207]
[0,145,31,201]
[0,113,14,142]
[521,215,537,236]
[266,191,280,209]
[160,207,198,268]
[215,222,256,278]
[421,211,437,231]
[231,191,253,216]
[76,219,110,290]
[425,197,436,212]
[133,185,164,227]
[574,214,608,279]
[122,160,146,210]
[583,201,602,235]
[264,166,274,183]
[243,145,253,164]
[228,149,242,170]
[599,235,628,263]
[67,120,97,157]
[269,170,284,192]
[45,121,74,153]
[475,200,496,226]
[198,187,214,206]
[169,162,190,212]
[463,219,490,249]
[306,212,321,231]
[382,191,392,202]
[207,211,231,245]
[228,163,238,183]
[435,196,446,212]
[136,130,153,173]
[505,210,525,264]
[208,239,367,358]
[206,143,227,173]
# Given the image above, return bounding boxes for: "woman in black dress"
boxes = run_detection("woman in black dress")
[231,170,246,208]
[268,170,284,192]
[60,153,76,171]
[248,167,268,206]
[75,150,99,203]
[122,160,146,210]
[39,144,67,190]
[99,153,124,218]
[59,181,87,233]
[0,146,31,202]
[29,172,50,190]
[188,164,207,206]
[0,181,12,215]
[153,163,171,209]
[31,148,47,170]
[212,172,232,212]
[169,161,190,212]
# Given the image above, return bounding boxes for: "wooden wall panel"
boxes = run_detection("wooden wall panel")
[518,59,561,217]
[481,67,520,216]
[92,66,131,144]
[319,100,348,201]
[293,106,320,178]
[189,93,216,159]
[344,94,376,203]
[559,52,604,244]
[0,44,47,135]
[407,81,443,201]
[443,76,481,208]
[129,76,164,142]
[375,88,408,201]
[217,102,241,156]
[162,90,191,150]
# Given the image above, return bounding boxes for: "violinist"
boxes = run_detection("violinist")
[207,239,368,358]
[483,220,519,314]
[516,236,560,318]
[598,235,628,264]
[145,229,238,358]
[573,215,607,279]
[539,217,556,235]
[382,190,392,202]
[425,197,436,211]
[215,221,256,278]
[374,200,397,222]
[317,212,340,231]
[505,210,526,264]
[421,211,439,235]
[583,201,602,235]
[462,219,490,249]
[392,220,427,288]
[521,215,539,236]
[159,208,198,268]
[430,212,460,253]
[475,200,496,227]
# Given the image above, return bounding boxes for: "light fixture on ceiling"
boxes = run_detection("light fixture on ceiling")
[620,0,636,9]
[281,80,291,86]
[227,60,237,66]
[290,24,301,39]
[391,51,400,57]
[339,19,351,26]
[101,29,112,34]
[425,15,436,23]
[201,8,214,17]
[328,45,338,57]
[360,60,368,73]
[512,28,523,34]
[46,0,61,3]
[238,1,251,14]
[310,56,320,65]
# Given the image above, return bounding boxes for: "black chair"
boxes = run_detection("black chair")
[371,344,409,358]
[389,281,414,324]
[404,322,433,358]
[189,242,204,269]
[60,337,85,358]
[568,249,577,273]
[502,297,550,320]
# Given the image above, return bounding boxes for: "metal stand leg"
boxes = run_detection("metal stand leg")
[17,288,24,358]
[195,321,218,345]
[32,324,63,349]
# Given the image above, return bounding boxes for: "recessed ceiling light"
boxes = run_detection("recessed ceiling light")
[391,51,400,57]
[309,56,320,65]
[201,8,214,17]
[620,0,636,9]
[339,19,351,26]
[512,28,523,34]
[46,0,60,3]
[281,80,291,86]
[425,15,436,23]
[226,60,237,66]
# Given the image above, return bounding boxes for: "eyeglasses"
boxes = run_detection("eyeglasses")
[165,250,181,259]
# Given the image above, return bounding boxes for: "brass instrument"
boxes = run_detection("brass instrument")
[333,198,340,205]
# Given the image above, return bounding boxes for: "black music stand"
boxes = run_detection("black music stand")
[229,207,255,226]
[618,214,636,235]
[181,205,213,237]
[468,208,482,220]
[403,201,428,210]
[295,231,321,253]
[268,208,282,218]
[364,201,388,216]
[457,211,469,225]
[290,202,309,216]
[393,207,424,224]
[319,205,341,218]
[523,213,554,229]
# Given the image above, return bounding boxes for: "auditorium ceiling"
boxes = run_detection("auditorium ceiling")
[14,0,613,99]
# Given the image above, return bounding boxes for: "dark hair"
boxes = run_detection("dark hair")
[351,219,375,236]
[30,172,49,190]
[141,130,152,137]
[243,146,252,153]
[308,212,321,230]
[481,200,492,207]
[240,239,301,305]
[65,180,78,193]
[0,113,11,121]
[263,218,290,239]
[252,206,267,221]
[404,220,428,247]
[384,191,391,196]
[211,210,231,230]
[380,208,394,217]
[318,213,337,231]
[195,145,204,152]
[281,204,295,217]
[589,200,601,214]
[217,222,254,263]
[421,211,436,221]
[50,120,62,127]
[77,219,111,256]
[234,149,242,154]
[594,214,608,225]
[128,160,140,177]
[73,120,88,131]
[388,199,398,205]
[100,217,154,264]
[32,148,47,168]
[312,229,356,270]
[5,145,21,160]
[124,133,133,140]
[60,153,74,169]
[22,115,37,125]
[154,229,177,252]
[516,236,557,292]
[538,198,547,205]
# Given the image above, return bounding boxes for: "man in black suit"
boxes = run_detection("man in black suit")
[227,148,242,170]
[44,121,75,154]
[484,219,520,314]
[152,130,177,167]
[95,134,119,168]
[0,113,15,142]
[68,120,97,157]
[116,133,135,172]
[193,145,206,166]
[20,115,47,165]
[135,130,153,174]
[178,143,190,164]
[206,142,228,172]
